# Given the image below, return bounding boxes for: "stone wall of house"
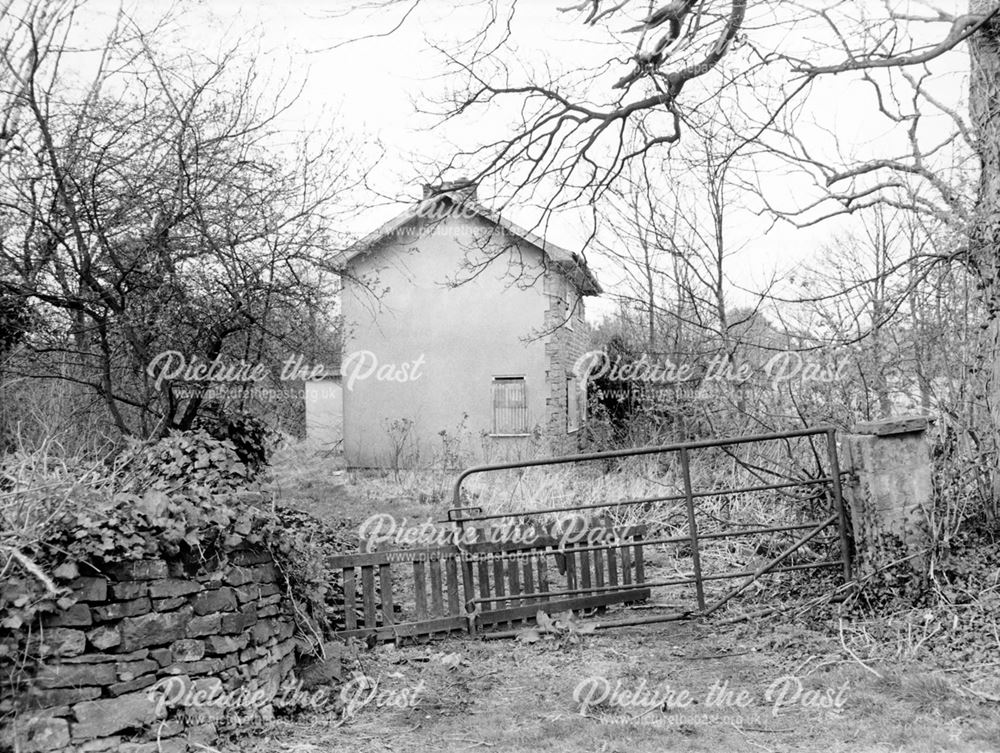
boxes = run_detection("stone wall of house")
[2,549,297,753]
[543,271,590,454]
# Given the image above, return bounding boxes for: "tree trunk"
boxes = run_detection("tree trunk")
[969,0,1000,501]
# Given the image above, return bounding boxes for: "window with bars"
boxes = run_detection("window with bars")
[492,377,529,434]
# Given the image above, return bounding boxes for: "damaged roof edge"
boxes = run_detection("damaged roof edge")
[333,193,603,296]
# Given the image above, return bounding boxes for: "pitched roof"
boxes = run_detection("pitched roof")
[335,190,602,296]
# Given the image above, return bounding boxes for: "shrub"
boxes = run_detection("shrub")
[193,403,276,478]
[115,429,254,495]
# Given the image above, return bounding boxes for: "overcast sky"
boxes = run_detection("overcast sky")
[79,0,972,322]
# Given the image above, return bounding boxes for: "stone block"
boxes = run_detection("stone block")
[257,582,280,598]
[186,723,218,748]
[108,560,168,581]
[70,577,108,603]
[37,661,116,688]
[109,581,147,600]
[116,659,158,681]
[163,658,223,675]
[62,649,148,665]
[153,596,187,612]
[228,548,272,566]
[250,619,274,644]
[220,605,257,634]
[148,579,202,599]
[44,603,92,628]
[298,653,342,689]
[853,415,931,436]
[14,715,70,752]
[275,619,295,641]
[147,719,185,738]
[92,597,151,621]
[27,686,102,707]
[195,573,223,589]
[234,585,261,603]
[191,587,237,615]
[257,593,282,608]
[186,613,221,637]
[78,736,121,752]
[843,416,934,574]
[171,639,206,662]
[203,634,248,655]
[250,564,276,582]
[34,629,86,658]
[275,637,297,659]
[70,691,164,739]
[151,648,173,667]
[107,674,157,696]
[119,606,192,651]
[85,625,121,651]
[223,567,254,587]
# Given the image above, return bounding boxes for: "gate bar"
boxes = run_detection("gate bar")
[451,518,835,561]
[464,557,844,608]
[680,447,706,610]
[826,428,853,581]
[701,513,838,617]
[450,426,835,510]
[480,611,692,639]
[447,477,832,523]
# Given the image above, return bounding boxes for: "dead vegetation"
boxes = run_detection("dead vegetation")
[261,438,1000,753]
[226,620,1000,753]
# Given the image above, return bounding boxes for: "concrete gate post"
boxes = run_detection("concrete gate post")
[841,415,935,577]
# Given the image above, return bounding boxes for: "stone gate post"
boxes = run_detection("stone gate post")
[841,415,935,576]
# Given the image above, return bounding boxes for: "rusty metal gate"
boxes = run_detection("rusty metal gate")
[330,427,851,642]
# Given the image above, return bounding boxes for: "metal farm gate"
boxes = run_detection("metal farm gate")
[330,427,852,642]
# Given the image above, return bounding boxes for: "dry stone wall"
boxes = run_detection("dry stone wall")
[2,549,298,753]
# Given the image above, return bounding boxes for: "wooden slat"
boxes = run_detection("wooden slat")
[508,555,522,627]
[477,558,491,611]
[593,549,606,590]
[343,567,357,631]
[362,566,377,629]
[537,552,549,594]
[334,615,468,642]
[607,545,619,587]
[621,543,633,586]
[460,557,476,633]
[522,555,535,605]
[565,548,578,592]
[580,546,592,595]
[460,535,478,625]
[478,588,652,628]
[331,526,649,565]
[429,557,444,617]
[413,560,428,621]
[330,543,464,569]
[378,563,394,626]
[634,536,646,586]
[456,524,648,555]
[446,556,460,616]
[492,557,508,628]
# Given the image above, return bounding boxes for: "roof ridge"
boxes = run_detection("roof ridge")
[335,193,602,295]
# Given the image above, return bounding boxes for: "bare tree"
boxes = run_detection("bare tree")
[0,8,359,444]
[337,0,1000,496]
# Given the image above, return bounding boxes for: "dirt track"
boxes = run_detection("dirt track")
[230,613,1000,753]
